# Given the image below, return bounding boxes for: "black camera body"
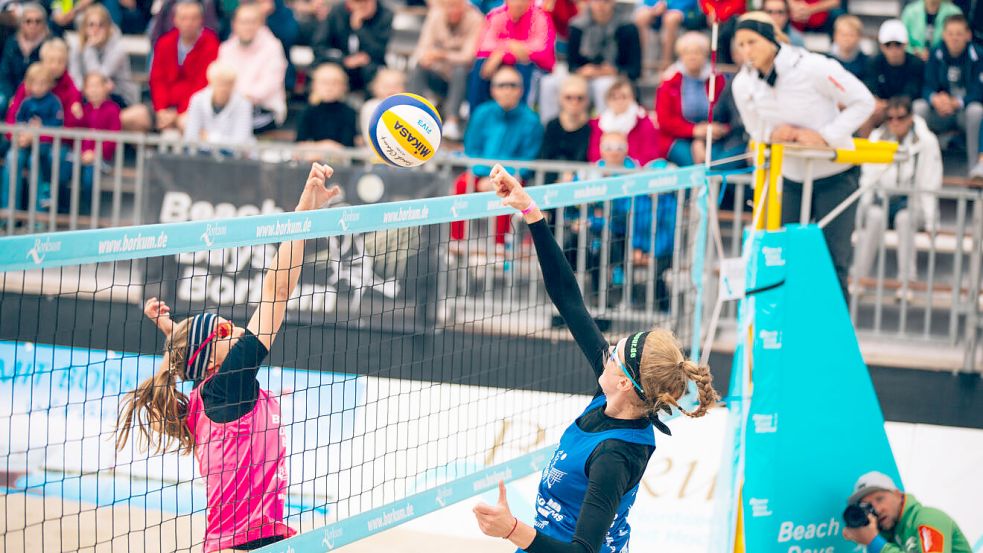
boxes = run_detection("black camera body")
[843,502,877,528]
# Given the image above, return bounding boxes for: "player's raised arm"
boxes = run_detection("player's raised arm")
[246,163,340,351]
[492,164,609,378]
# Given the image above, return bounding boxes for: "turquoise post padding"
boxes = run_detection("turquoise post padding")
[689,174,709,359]
[0,166,705,272]
[740,224,901,552]
[253,445,557,553]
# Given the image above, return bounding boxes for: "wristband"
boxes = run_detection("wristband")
[867,535,887,553]
[521,202,538,215]
[504,517,519,540]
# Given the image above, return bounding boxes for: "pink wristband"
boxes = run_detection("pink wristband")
[521,202,538,215]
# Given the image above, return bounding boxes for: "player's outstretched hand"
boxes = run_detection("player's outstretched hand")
[143,297,174,335]
[473,480,516,539]
[296,162,341,212]
[490,164,532,213]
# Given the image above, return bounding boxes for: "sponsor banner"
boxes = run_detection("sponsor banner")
[140,155,447,326]
[0,164,706,272]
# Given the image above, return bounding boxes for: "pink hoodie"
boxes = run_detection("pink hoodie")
[217,26,288,125]
[475,2,556,72]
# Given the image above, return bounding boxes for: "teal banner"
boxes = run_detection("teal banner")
[0,166,705,272]
[740,225,901,552]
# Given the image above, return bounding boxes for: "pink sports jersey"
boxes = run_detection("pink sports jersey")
[187,381,295,552]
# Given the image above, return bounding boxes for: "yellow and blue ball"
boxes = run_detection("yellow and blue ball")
[367,93,442,168]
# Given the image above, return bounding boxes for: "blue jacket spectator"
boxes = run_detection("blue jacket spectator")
[464,66,544,178]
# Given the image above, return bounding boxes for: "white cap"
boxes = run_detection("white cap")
[848,471,899,505]
[878,19,909,44]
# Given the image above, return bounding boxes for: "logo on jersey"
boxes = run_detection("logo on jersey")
[918,525,945,553]
[542,450,568,489]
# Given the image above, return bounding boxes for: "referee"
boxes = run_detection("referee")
[731,12,875,298]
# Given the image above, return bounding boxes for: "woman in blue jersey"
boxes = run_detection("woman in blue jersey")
[473,164,719,553]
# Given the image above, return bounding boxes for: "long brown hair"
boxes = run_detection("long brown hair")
[115,318,196,455]
[637,329,719,420]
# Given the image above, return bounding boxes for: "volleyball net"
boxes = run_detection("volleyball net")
[0,163,708,553]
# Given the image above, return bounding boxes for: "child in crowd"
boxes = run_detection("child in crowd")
[359,68,406,146]
[184,62,255,147]
[295,63,357,158]
[72,71,122,214]
[831,15,868,80]
[1,63,63,213]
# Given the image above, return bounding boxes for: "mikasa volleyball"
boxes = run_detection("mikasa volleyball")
[368,93,443,168]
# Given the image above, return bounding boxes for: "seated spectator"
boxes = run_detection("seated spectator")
[70,4,150,132]
[409,0,483,140]
[469,0,556,109]
[538,0,640,124]
[786,0,841,34]
[51,0,92,32]
[71,71,121,215]
[243,0,299,58]
[149,0,222,44]
[360,67,405,144]
[295,63,357,153]
[860,20,925,137]
[112,0,154,35]
[183,62,254,146]
[762,0,805,48]
[830,14,868,80]
[902,0,962,60]
[453,65,543,245]
[633,0,704,70]
[542,0,579,39]
[656,32,745,167]
[7,37,83,129]
[913,15,982,177]
[965,0,982,46]
[293,0,331,46]
[1,63,63,213]
[539,75,592,183]
[217,3,287,132]
[0,3,49,117]
[149,0,220,133]
[706,0,748,64]
[311,0,392,94]
[854,96,941,291]
[587,77,661,164]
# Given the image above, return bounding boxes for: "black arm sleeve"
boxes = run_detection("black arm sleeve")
[201,330,269,423]
[616,24,642,82]
[526,441,651,553]
[528,219,608,378]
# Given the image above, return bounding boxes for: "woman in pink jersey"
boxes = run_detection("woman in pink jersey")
[115,163,340,552]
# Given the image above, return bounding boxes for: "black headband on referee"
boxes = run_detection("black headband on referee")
[621,331,672,436]
[735,18,782,48]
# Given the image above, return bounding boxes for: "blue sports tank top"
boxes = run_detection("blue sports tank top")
[531,395,656,553]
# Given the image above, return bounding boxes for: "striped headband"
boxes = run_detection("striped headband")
[185,313,225,382]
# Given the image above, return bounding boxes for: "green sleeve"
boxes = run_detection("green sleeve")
[909,508,956,553]
[876,540,906,553]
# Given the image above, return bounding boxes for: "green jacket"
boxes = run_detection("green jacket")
[872,494,972,553]
[901,1,964,53]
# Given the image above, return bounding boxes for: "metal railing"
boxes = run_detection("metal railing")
[1,125,979,371]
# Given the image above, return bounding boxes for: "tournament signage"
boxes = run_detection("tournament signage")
[140,154,449,329]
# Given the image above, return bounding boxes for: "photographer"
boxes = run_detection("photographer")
[842,472,971,553]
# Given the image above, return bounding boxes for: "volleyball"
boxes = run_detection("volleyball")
[367,93,442,168]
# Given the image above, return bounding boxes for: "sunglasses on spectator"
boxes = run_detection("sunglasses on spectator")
[882,41,904,48]
[886,113,910,121]
[562,94,586,101]
[764,9,787,15]
[22,17,44,24]
[492,82,522,89]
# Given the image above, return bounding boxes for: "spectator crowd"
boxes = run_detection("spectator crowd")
[0,0,979,299]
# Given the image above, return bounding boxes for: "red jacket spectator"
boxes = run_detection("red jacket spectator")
[5,72,83,141]
[149,28,220,113]
[654,69,726,157]
[586,110,663,164]
[476,2,556,71]
[542,0,578,38]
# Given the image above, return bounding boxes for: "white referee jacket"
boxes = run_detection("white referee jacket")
[731,45,875,181]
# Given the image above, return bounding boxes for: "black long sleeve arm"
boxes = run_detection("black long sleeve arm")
[528,218,609,379]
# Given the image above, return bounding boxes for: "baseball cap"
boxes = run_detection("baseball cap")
[878,19,908,44]
[848,471,899,505]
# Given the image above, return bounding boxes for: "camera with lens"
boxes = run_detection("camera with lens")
[843,502,876,528]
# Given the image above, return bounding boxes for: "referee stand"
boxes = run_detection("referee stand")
[713,139,908,553]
